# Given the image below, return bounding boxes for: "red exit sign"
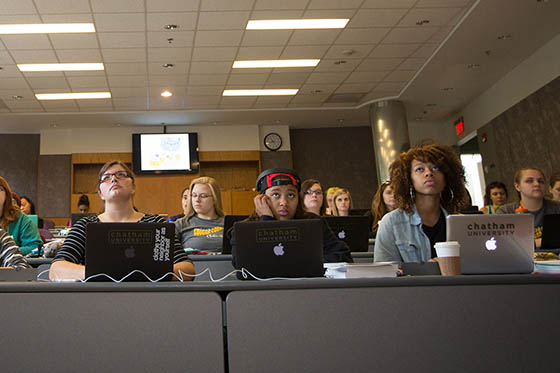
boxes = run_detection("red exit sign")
[455,118,464,135]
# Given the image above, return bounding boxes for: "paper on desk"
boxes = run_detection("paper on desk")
[324,262,398,279]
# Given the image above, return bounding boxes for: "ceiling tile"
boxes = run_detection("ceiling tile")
[58,49,103,62]
[0,78,30,89]
[185,86,223,95]
[0,65,22,78]
[67,76,109,89]
[398,8,462,27]
[77,100,114,110]
[34,0,90,14]
[382,27,439,44]
[49,34,99,49]
[348,9,408,28]
[336,83,377,93]
[345,71,389,83]
[184,95,220,108]
[411,43,438,58]
[375,81,406,91]
[27,77,70,90]
[384,69,416,81]
[299,83,340,94]
[105,62,147,75]
[254,0,308,10]
[306,72,349,84]
[0,15,41,23]
[64,70,107,78]
[41,101,80,111]
[190,61,232,74]
[362,0,416,8]
[280,45,329,59]
[250,10,304,19]
[0,0,37,15]
[356,58,404,71]
[188,74,229,86]
[146,0,199,12]
[236,46,284,60]
[254,96,292,105]
[41,14,93,23]
[198,11,250,30]
[94,13,145,32]
[335,28,390,44]
[227,73,269,85]
[110,87,147,97]
[148,31,194,47]
[0,51,15,64]
[22,71,64,78]
[415,0,471,7]
[429,26,452,44]
[98,32,146,49]
[323,44,376,59]
[108,75,149,87]
[91,0,145,12]
[147,47,191,62]
[201,0,254,11]
[147,13,198,31]
[313,59,359,72]
[148,87,187,97]
[1,35,52,50]
[266,72,311,85]
[112,97,147,109]
[307,0,363,9]
[220,96,257,107]
[288,30,341,45]
[289,93,329,104]
[302,9,355,18]
[192,47,237,61]
[195,31,244,47]
[148,62,189,75]
[149,96,185,110]
[398,58,425,70]
[369,44,420,58]
[241,31,292,47]
[11,50,58,63]
[230,67,273,75]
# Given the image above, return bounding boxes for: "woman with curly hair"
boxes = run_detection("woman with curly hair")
[480,181,508,214]
[370,181,396,234]
[374,143,468,263]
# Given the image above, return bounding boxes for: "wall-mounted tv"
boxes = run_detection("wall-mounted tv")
[132,133,199,174]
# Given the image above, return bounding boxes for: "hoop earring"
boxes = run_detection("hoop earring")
[410,187,415,201]
[449,188,454,202]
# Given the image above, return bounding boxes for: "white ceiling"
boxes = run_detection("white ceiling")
[0,0,558,131]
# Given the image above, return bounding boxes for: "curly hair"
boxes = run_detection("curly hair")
[390,143,468,213]
[483,181,507,206]
[371,181,392,232]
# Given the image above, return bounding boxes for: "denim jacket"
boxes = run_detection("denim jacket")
[374,205,448,262]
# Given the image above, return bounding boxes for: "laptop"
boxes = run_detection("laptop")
[324,216,370,252]
[71,213,96,226]
[222,215,249,254]
[85,222,175,281]
[234,219,324,279]
[349,208,369,216]
[540,214,560,253]
[446,214,534,274]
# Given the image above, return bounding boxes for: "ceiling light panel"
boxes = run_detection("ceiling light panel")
[0,23,95,34]
[35,92,112,100]
[18,63,104,72]
[223,89,299,96]
[233,59,320,68]
[246,19,349,30]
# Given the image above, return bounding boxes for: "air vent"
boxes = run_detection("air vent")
[324,93,365,104]
[0,99,9,110]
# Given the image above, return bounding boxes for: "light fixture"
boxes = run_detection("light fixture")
[310,89,323,94]
[416,20,430,25]
[162,63,174,68]
[164,24,179,30]
[0,23,95,34]
[246,19,349,30]
[497,33,512,40]
[232,59,320,68]
[17,63,104,72]
[442,87,454,91]
[223,89,298,96]
[467,63,480,69]
[12,95,23,100]
[161,90,173,97]
[35,92,111,100]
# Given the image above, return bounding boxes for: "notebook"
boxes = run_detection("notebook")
[71,213,97,226]
[446,214,534,274]
[234,219,324,279]
[540,214,560,253]
[222,215,249,254]
[324,216,370,252]
[85,222,175,281]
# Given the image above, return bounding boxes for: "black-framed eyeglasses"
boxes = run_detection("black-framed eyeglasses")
[304,189,323,196]
[99,171,131,183]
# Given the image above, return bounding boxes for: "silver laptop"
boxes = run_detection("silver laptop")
[446,214,534,274]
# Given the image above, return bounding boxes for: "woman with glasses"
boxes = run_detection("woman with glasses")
[300,179,326,216]
[370,181,396,234]
[332,188,352,217]
[50,160,195,281]
[175,177,224,253]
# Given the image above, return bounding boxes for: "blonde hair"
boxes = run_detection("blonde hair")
[331,188,352,216]
[184,177,224,218]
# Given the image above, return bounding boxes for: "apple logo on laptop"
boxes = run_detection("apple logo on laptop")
[485,237,497,251]
[273,243,284,256]
[338,230,346,239]
[125,247,136,258]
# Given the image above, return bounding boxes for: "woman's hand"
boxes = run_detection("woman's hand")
[254,194,274,217]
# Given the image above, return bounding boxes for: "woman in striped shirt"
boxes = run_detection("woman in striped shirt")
[50,160,195,281]
[0,229,30,269]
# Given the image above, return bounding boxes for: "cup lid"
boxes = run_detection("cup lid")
[434,241,460,248]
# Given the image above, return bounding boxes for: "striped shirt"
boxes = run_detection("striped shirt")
[53,214,190,265]
[0,229,31,269]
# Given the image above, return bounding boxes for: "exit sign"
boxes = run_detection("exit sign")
[455,117,464,135]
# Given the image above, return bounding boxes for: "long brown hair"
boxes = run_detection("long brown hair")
[371,181,392,232]
[390,143,468,213]
[300,179,326,216]
[0,176,20,229]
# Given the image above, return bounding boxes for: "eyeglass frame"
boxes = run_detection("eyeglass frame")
[99,171,132,183]
[304,189,323,196]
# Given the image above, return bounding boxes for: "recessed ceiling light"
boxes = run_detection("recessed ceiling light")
[50,123,58,128]
[35,92,111,100]
[161,90,173,97]
[425,103,437,107]
[246,19,349,30]
[497,33,512,40]
[223,89,298,96]
[467,63,480,69]
[162,63,174,68]
[443,87,454,91]
[232,59,320,68]
[0,23,95,34]
[415,20,430,25]
[333,60,347,65]
[12,95,23,100]
[164,24,179,30]
[17,63,104,72]
[310,89,323,94]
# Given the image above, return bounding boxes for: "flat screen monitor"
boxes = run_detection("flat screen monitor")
[132,133,198,174]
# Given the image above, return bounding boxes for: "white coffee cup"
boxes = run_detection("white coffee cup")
[434,241,460,257]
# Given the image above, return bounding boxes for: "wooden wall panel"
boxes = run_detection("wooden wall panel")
[200,161,259,190]
[231,191,258,215]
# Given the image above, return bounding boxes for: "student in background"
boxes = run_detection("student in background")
[20,196,36,215]
[175,178,224,253]
[370,181,396,234]
[78,194,90,213]
[480,182,508,214]
[549,173,560,201]
[496,168,560,249]
[50,160,195,281]
[169,186,189,222]
[231,168,352,269]
[300,179,326,216]
[0,178,43,256]
[374,144,468,263]
[0,228,30,269]
[324,187,340,215]
[332,188,352,217]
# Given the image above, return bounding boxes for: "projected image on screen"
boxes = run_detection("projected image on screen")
[140,134,191,171]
